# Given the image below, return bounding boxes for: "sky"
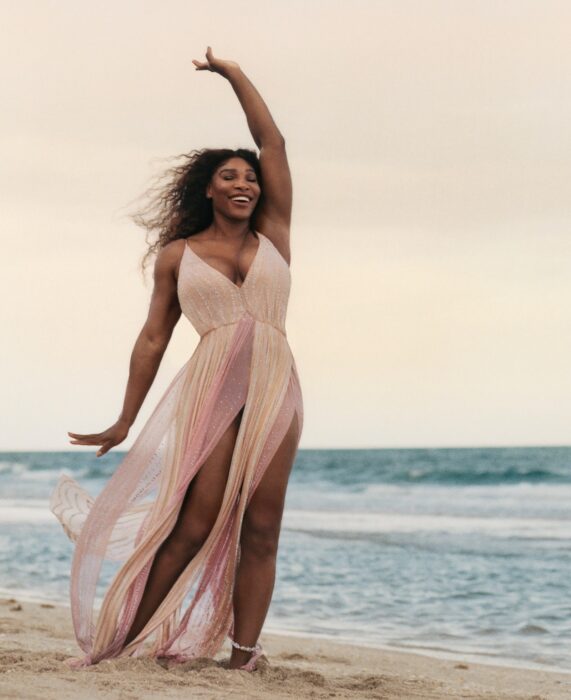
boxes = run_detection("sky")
[1,0,570,450]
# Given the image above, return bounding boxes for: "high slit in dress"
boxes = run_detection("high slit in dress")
[50,231,304,667]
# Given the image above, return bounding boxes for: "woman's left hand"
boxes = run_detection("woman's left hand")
[192,46,240,78]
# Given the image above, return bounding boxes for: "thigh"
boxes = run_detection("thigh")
[243,409,301,529]
[173,408,244,538]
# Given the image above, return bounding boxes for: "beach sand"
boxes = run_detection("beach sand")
[0,598,570,699]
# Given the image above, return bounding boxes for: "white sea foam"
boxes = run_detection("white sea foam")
[362,481,571,499]
[3,497,571,540]
[0,499,53,523]
[0,461,26,475]
[283,509,571,539]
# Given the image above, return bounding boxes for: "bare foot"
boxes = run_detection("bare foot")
[228,648,253,669]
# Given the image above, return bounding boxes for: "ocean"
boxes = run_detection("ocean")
[1,446,570,673]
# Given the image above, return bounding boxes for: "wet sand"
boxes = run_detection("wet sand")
[1,598,570,699]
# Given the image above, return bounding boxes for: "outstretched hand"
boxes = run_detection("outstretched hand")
[192,46,240,78]
[68,421,130,458]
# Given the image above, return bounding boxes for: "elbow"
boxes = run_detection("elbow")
[150,336,170,355]
[141,327,171,355]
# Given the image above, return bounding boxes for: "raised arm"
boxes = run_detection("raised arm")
[193,47,292,262]
[68,242,183,457]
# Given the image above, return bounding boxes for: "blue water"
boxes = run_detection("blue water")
[1,446,571,672]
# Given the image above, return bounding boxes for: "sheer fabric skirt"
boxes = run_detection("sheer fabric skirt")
[51,314,303,667]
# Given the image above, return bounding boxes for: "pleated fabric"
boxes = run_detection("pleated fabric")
[50,232,304,667]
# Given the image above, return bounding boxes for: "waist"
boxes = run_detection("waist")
[200,317,287,340]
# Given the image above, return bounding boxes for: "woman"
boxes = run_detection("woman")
[50,47,304,672]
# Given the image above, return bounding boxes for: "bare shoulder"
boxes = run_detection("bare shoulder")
[154,238,187,282]
[255,222,291,266]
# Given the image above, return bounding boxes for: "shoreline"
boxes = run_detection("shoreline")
[1,597,570,699]
[2,588,569,677]
[263,626,571,677]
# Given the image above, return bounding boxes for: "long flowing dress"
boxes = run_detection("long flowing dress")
[50,231,304,667]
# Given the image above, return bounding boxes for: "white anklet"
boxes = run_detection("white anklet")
[229,637,261,653]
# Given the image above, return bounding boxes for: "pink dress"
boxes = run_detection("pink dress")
[50,232,304,667]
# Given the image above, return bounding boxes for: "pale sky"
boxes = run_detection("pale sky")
[1,0,569,450]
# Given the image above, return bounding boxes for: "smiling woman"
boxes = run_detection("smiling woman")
[132,146,264,276]
[50,46,304,673]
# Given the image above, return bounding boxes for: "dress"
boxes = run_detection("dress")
[50,231,304,667]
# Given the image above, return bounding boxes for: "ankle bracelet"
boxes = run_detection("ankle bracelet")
[229,637,261,653]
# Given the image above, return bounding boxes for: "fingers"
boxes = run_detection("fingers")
[68,430,116,456]
[68,431,100,441]
[192,47,214,72]
[69,440,101,446]
[192,59,212,71]
[68,431,106,447]
[96,443,112,458]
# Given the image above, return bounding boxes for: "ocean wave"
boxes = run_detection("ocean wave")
[4,497,571,541]
[292,447,571,486]
[0,500,56,523]
[0,453,120,480]
[0,461,25,475]
[361,481,571,499]
[2,447,571,487]
[282,509,571,540]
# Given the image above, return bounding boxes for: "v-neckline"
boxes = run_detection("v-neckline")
[184,232,264,291]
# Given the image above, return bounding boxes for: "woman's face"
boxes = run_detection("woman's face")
[206,157,261,220]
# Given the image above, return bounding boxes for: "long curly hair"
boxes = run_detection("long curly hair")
[132,148,262,275]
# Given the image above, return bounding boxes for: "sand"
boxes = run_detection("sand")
[0,598,570,699]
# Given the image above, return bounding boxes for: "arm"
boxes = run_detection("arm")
[68,242,182,457]
[117,244,182,428]
[193,47,293,260]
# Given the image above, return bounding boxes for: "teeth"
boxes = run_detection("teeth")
[231,196,250,202]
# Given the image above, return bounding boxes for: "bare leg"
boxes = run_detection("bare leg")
[124,408,244,646]
[229,410,301,669]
